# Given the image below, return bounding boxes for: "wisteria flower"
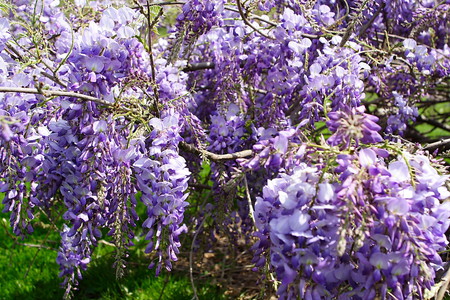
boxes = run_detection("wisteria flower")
[327,105,383,148]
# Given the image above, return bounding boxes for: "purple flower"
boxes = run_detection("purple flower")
[133,113,190,274]
[386,92,418,136]
[0,18,11,51]
[370,252,390,270]
[0,119,13,141]
[327,106,383,148]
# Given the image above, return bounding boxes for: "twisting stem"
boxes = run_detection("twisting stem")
[424,138,450,150]
[145,0,161,117]
[132,2,321,40]
[358,2,384,38]
[243,175,256,226]
[145,1,159,83]
[5,43,68,88]
[436,264,450,300]
[229,5,320,39]
[0,87,118,108]
[235,0,273,40]
[324,0,349,30]
[180,141,253,161]
[148,1,184,6]
[24,226,53,279]
[183,62,215,72]
[224,6,278,27]
[158,272,170,300]
[189,216,207,300]
[340,0,370,47]
[417,115,450,133]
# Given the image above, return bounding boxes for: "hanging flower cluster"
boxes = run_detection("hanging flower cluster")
[0,0,449,299]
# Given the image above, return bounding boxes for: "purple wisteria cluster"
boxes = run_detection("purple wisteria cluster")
[386,92,419,136]
[207,103,246,154]
[170,0,224,61]
[253,144,450,299]
[60,7,141,98]
[327,105,383,148]
[0,1,193,297]
[239,127,300,173]
[0,0,449,299]
[134,113,190,275]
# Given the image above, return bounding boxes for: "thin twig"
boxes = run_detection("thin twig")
[436,264,450,300]
[224,6,277,27]
[235,0,273,40]
[24,226,53,279]
[371,32,450,58]
[15,242,57,250]
[40,71,68,88]
[132,2,320,40]
[135,2,277,28]
[189,217,207,300]
[180,141,253,161]
[6,44,68,88]
[132,1,184,8]
[243,175,256,226]
[99,240,116,247]
[196,264,255,278]
[424,138,450,150]
[158,272,170,300]
[145,0,161,117]
[417,115,450,133]
[182,62,215,72]
[358,2,384,38]
[0,87,117,108]
[340,0,370,47]
[324,0,349,31]
[151,1,184,5]
[226,6,320,39]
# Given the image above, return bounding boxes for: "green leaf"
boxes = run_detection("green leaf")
[149,5,162,24]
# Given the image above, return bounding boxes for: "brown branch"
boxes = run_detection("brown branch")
[183,62,215,72]
[424,138,450,150]
[229,5,321,39]
[372,32,450,59]
[417,115,450,132]
[145,0,161,117]
[24,225,54,279]
[180,141,253,161]
[140,2,277,29]
[224,6,278,27]
[132,2,321,40]
[340,0,371,47]
[358,2,384,38]
[189,216,207,300]
[0,86,117,107]
[40,72,68,88]
[235,0,274,40]
[6,44,68,88]
[149,1,184,6]
[436,263,450,300]
[132,1,184,8]
[325,0,349,31]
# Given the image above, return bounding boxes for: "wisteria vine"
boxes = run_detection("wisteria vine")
[1,0,449,299]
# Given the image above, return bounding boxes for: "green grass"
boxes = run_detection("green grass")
[0,216,225,300]
[0,215,62,300]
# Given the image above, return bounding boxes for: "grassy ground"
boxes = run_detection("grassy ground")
[0,216,225,300]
